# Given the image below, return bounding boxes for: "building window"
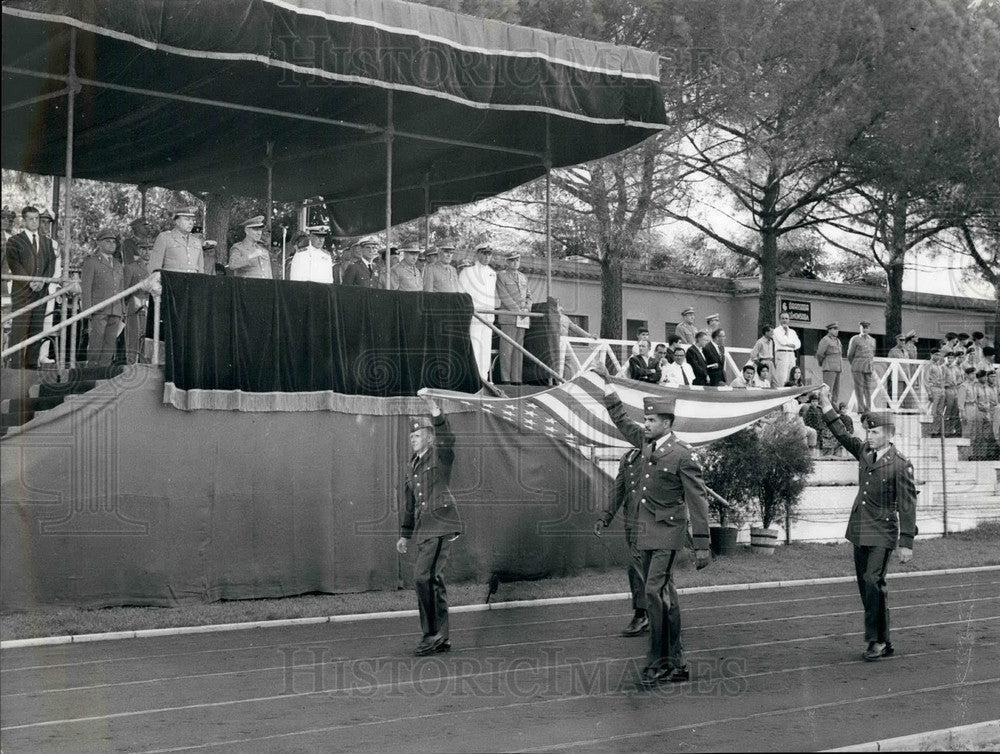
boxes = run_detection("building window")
[626,319,648,341]
[567,314,589,333]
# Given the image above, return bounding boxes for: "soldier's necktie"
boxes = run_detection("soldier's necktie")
[411,454,419,471]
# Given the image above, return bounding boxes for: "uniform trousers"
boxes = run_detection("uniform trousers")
[498,323,526,383]
[928,387,945,434]
[624,524,645,611]
[822,371,841,404]
[125,310,147,364]
[87,314,122,365]
[943,387,962,436]
[414,536,452,640]
[853,370,873,412]
[469,319,494,382]
[853,545,892,644]
[642,549,682,670]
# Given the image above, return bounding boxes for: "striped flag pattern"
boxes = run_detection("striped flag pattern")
[424,372,819,452]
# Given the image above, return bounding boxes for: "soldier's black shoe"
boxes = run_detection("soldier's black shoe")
[621,614,649,637]
[863,641,887,661]
[435,640,452,653]
[414,633,445,656]
[666,665,690,683]
[638,666,670,687]
[880,642,894,658]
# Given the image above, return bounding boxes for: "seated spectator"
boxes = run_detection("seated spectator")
[650,342,668,371]
[753,362,773,388]
[784,365,805,388]
[801,394,828,455]
[661,346,696,386]
[730,362,758,388]
[625,339,660,382]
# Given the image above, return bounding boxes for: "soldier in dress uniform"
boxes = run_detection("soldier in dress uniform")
[458,244,498,382]
[80,228,125,365]
[289,226,334,283]
[596,368,711,686]
[594,446,648,637]
[847,320,877,412]
[390,246,424,291]
[423,245,462,293]
[148,205,204,277]
[227,215,272,279]
[396,396,463,656]
[818,385,916,661]
[816,322,844,403]
[674,307,698,345]
[341,239,381,288]
[495,251,532,384]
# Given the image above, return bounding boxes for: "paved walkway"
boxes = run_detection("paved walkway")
[2,570,997,752]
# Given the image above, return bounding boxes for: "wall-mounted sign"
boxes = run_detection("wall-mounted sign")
[779,298,811,323]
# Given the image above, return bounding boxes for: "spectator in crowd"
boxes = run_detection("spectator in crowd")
[122,238,151,364]
[459,244,498,382]
[942,350,964,437]
[703,328,727,386]
[904,330,918,360]
[705,312,721,333]
[730,362,759,388]
[660,345,695,386]
[423,245,462,293]
[886,334,910,403]
[626,340,659,382]
[0,206,14,299]
[495,251,532,385]
[784,392,817,455]
[390,246,424,291]
[5,205,57,368]
[773,310,801,387]
[926,349,947,436]
[289,226,335,283]
[227,215,273,279]
[674,307,697,345]
[35,208,62,365]
[753,362,773,388]
[749,325,776,378]
[801,393,833,456]
[958,365,978,437]
[784,364,805,388]
[663,334,682,364]
[983,346,996,369]
[686,331,711,386]
[969,370,1000,460]
[969,332,987,367]
[942,332,959,353]
[816,322,843,401]
[847,320,876,412]
[148,206,204,277]
[341,239,381,288]
[80,228,125,366]
[650,342,668,373]
[637,327,650,344]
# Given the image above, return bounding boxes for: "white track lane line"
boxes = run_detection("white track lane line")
[3,615,997,732]
[3,596,997,699]
[4,579,996,674]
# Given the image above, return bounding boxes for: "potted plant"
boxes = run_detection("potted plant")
[701,430,755,556]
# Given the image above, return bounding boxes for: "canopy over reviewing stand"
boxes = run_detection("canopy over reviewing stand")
[2,0,667,236]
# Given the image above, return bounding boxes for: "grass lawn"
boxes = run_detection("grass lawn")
[3,523,998,642]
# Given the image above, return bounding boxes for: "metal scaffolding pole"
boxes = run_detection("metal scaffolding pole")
[58,28,77,374]
[384,90,393,289]
[545,115,552,300]
[423,171,431,252]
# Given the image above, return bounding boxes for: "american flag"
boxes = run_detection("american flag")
[423,372,817,452]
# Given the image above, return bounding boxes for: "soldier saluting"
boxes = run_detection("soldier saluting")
[818,384,916,661]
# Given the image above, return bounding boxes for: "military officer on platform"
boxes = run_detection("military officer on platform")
[495,251,532,384]
[818,385,916,661]
[396,395,463,656]
[594,446,648,637]
[289,225,334,283]
[816,322,844,402]
[595,367,711,686]
[847,320,877,412]
[423,245,462,293]
[341,239,381,288]
[390,246,424,291]
[674,306,698,345]
[227,215,273,279]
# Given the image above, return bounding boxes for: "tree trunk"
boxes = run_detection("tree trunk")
[756,172,780,331]
[600,250,623,340]
[203,193,236,274]
[884,194,907,341]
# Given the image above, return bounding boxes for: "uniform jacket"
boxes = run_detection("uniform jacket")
[604,394,711,551]
[289,247,334,283]
[5,230,56,306]
[824,408,917,549]
[390,261,423,291]
[847,333,876,373]
[600,446,642,532]
[400,414,463,542]
[495,268,531,327]
[815,334,843,372]
[123,259,149,315]
[925,361,945,390]
[423,261,461,293]
[686,343,710,385]
[80,252,124,317]
[341,259,380,288]
[228,239,273,279]
[458,262,497,321]
[702,341,726,385]
[674,321,697,345]
[887,345,908,360]
[149,229,203,273]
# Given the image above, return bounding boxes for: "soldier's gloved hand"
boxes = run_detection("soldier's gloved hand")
[897,546,912,564]
[593,520,606,537]
[695,549,711,570]
[396,537,408,554]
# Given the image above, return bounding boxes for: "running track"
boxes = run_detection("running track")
[2,570,998,752]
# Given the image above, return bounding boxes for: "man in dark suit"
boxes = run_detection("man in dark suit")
[341,239,381,288]
[594,446,647,636]
[396,396,463,656]
[597,369,711,686]
[686,331,711,386]
[4,205,56,368]
[702,328,727,386]
[818,385,917,661]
